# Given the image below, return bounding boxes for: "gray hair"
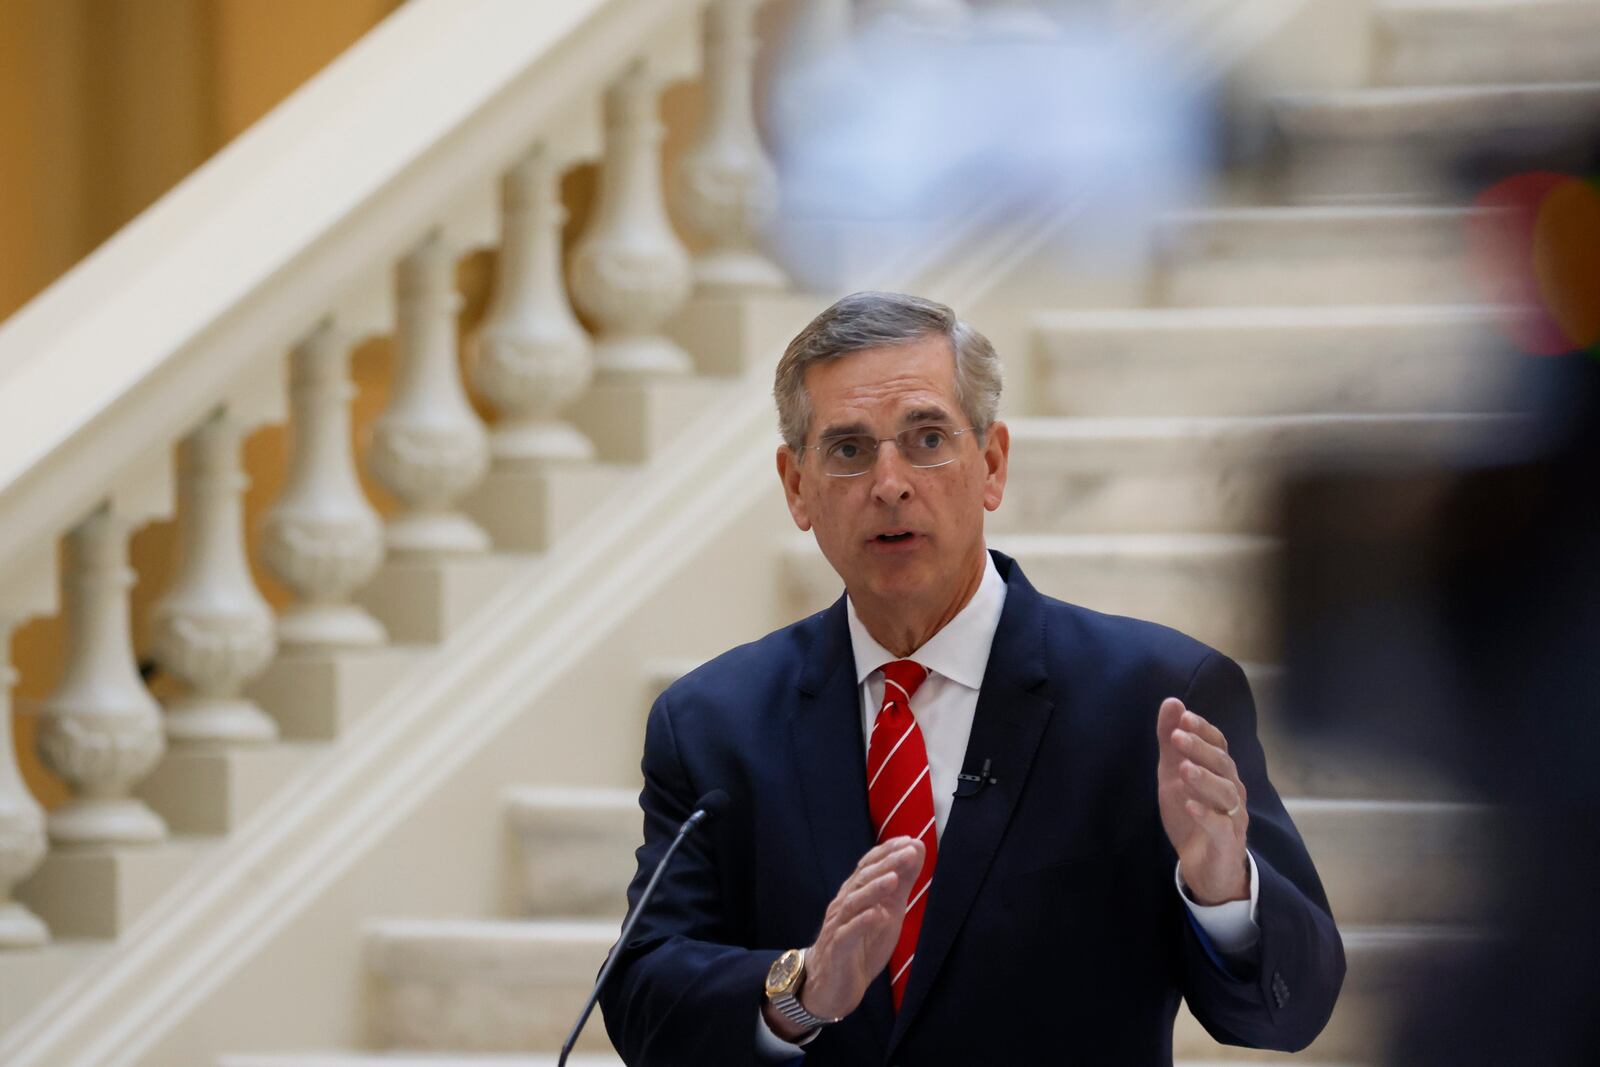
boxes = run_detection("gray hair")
[774,291,1003,451]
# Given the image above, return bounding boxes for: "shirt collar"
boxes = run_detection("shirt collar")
[845,550,1008,691]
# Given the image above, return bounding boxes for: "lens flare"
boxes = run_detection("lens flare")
[1470,171,1600,358]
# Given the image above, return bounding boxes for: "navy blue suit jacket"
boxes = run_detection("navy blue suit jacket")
[600,551,1344,1065]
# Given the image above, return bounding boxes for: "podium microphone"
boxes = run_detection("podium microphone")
[557,789,730,1066]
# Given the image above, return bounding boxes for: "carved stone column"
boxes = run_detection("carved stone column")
[676,0,786,295]
[570,61,695,376]
[472,145,596,466]
[36,504,167,845]
[149,408,278,744]
[370,232,492,558]
[262,321,389,652]
[0,614,48,946]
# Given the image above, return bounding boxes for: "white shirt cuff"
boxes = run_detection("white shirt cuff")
[755,1006,814,1059]
[1175,850,1261,958]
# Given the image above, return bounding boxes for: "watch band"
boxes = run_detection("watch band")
[767,948,839,1035]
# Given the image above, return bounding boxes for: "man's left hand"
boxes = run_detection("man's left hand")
[1156,696,1249,906]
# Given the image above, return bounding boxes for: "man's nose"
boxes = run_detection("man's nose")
[869,440,914,504]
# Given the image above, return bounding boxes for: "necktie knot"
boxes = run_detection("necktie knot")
[879,659,928,703]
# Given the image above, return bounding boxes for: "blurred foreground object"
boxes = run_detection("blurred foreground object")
[1279,346,1600,1064]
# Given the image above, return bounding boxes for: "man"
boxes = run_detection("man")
[599,292,1344,1064]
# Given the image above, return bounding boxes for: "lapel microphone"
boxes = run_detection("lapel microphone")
[558,789,730,1067]
[954,757,999,798]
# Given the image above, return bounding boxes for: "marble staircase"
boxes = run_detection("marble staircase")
[247,2,1577,1064]
[0,0,1572,1064]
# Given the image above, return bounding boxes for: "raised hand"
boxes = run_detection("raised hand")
[764,836,924,1038]
[1156,696,1250,906]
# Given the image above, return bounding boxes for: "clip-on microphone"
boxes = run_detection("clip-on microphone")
[954,757,999,798]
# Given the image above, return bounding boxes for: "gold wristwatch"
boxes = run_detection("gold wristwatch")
[764,948,838,1038]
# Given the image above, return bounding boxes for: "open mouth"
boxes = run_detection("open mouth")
[875,531,915,543]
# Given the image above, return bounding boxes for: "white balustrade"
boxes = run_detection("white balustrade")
[570,60,695,376]
[676,0,786,295]
[35,504,167,845]
[472,145,597,466]
[262,321,389,652]
[149,408,279,745]
[370,232,492,558]
[0,615,48,947]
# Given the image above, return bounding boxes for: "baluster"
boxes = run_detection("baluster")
[570,60,695,376]
[677,0,786,295]
[148,408,278,744]
[370,232,492,558]
[36,504,167,845]
[262,321,388,651]
[0,613,48,946]
[472,145,596,465]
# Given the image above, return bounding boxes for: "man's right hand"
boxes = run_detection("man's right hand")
[763,836,925,1040]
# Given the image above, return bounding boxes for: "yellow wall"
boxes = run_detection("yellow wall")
[2,0,402,807]
[0,0,731,810]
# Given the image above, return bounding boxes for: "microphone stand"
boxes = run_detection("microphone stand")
[557,798,719,1066]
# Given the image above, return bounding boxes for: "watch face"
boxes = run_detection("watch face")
[765,948,804,996]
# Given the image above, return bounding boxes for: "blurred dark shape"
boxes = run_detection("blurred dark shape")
[1278,344,1600,1064]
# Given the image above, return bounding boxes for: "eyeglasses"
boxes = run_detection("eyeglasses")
[802,424,976,478]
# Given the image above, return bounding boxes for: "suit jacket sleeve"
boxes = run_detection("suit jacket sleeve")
[599,687,792,1066]
[1176,651,1347,1053]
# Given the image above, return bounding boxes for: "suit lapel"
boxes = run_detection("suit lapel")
[787,597,895,1054]
[888,553,1056,1057]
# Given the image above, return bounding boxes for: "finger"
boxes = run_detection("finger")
[850,840,923,892]
[1156,697,1187,771]
[853,837,922,873]
[1178,709,1230,754]
[1156,697,1186,749]
[831,870,902,929]
[1185,798,1245,844]
[1179,759,1243,815]
[1172,729,1241,786]
[833,897,904,956]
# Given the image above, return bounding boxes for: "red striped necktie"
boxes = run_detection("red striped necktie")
[865,659,937,1010]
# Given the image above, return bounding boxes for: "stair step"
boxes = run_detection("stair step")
[218,1056,1351,1067]
[1033,305,1520,417]
[505,786,639,918]
[361,915,1474,1058]
[997,413,1516,534]
[220,1056,624,1067]
[1177,925,1481,1062]
[638,658,1452,802]
[1375,0,1600,87]
[1274,81,1600,202]
[217,1057,1353,1067]
[363,918,618,1054]
[783,532,1280,663]
[500,784,1488,927]
[1151,206,1482,306]
[1285,799,1493,924]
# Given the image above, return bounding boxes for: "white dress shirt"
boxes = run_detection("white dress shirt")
[757,552,1259,1057]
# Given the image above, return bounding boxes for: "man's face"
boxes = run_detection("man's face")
[777,335,1009,611]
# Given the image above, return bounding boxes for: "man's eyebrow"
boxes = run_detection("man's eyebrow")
[816,408,954,441]
[817,421,870,441]
[900,406,954,426]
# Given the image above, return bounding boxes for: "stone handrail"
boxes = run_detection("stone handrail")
[0,0,765,950]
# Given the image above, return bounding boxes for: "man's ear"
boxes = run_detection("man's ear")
[776,445,813,531]
[982,420,1010,513]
